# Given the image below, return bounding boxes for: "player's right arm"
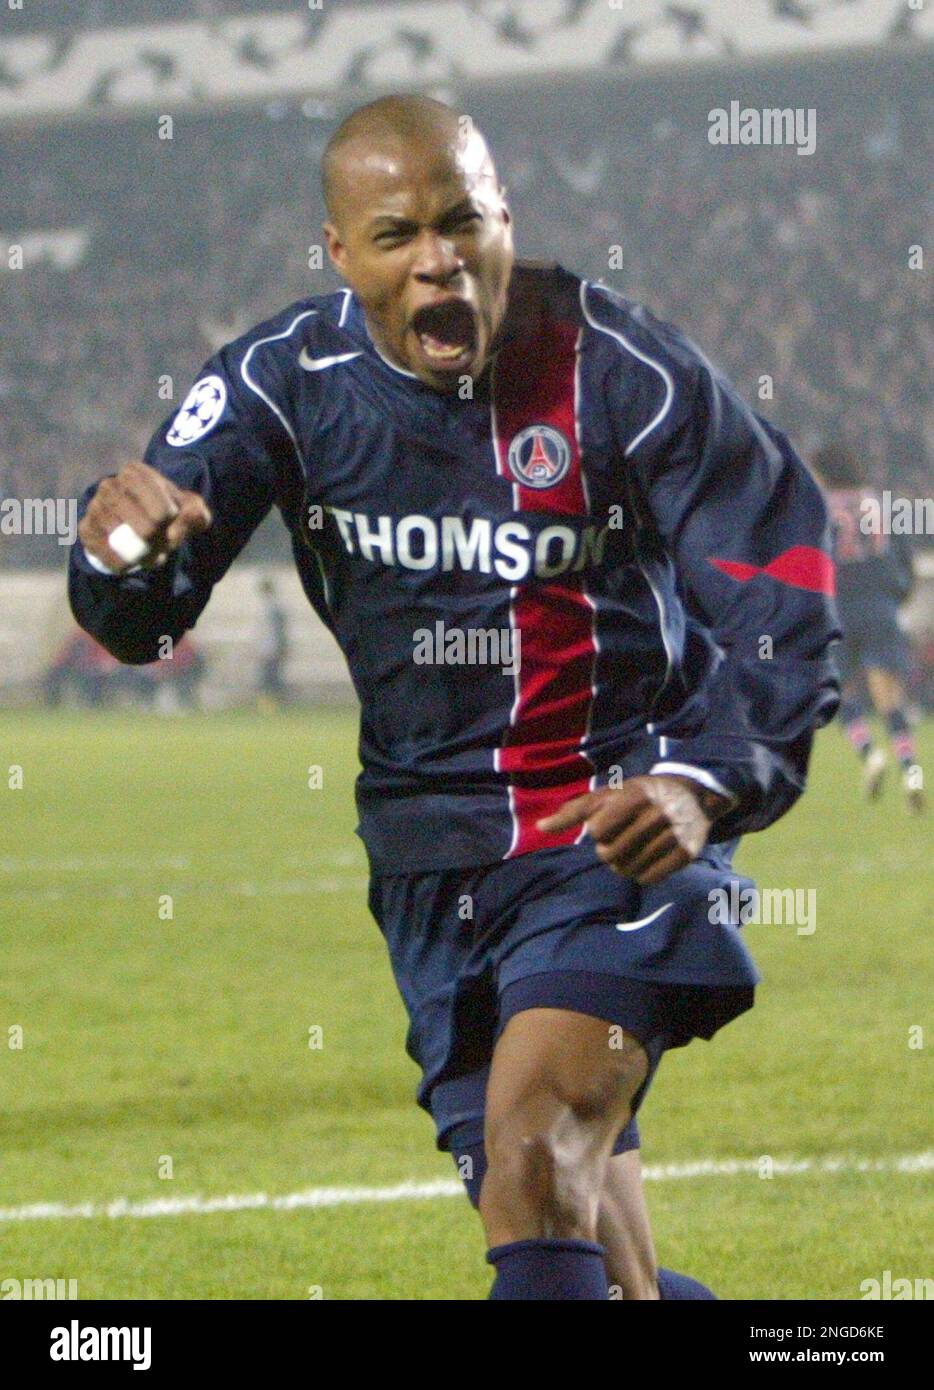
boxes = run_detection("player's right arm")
[69,339,296,663]
[78,461,214,574]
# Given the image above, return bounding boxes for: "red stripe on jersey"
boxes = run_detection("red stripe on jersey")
[492,321,597,856]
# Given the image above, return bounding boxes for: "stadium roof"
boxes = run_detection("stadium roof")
[0,0,930,125]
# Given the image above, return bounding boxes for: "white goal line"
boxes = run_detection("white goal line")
[1,1152,931,1225]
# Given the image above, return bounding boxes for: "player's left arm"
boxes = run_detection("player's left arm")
[630,355,842,840]
[541,351,841,881]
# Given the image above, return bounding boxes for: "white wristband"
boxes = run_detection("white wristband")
[108,523,151,566]
[85,550,118,576]
[648,762,738,807]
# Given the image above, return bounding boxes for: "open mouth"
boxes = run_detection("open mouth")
[410,299,478,369]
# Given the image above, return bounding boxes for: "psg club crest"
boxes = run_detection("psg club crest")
[507,425,572,490]
[166,375,227,447]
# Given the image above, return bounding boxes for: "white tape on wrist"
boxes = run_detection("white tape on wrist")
[85,550,119,576]
[108,523,150,566]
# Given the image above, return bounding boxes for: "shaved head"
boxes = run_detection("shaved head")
[320,93,514,390]
[322,94,498,228]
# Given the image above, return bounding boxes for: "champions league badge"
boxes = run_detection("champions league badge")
[166,375,227,447]
[507,425,572,490]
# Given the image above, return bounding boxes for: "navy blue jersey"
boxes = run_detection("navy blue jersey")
[70,262,840,870]
[827,486,914,624]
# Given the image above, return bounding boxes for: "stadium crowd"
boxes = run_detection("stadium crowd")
[1,59,931,566]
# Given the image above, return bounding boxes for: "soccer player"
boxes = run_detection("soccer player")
[814,442,923,813]
[70,96,840,1300]
[255,575,290,707]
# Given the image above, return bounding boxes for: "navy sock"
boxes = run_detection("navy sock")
[885,708,916,768]
[657,1266,717,1300]
[840,700,873,758]
[487,1238,609,1300]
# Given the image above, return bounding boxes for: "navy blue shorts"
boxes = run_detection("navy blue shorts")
[368,839,759,1153]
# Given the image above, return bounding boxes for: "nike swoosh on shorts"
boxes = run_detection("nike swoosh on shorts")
[615,902,674,933]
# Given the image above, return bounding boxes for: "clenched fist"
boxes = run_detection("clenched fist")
[78,460,213,573]
[537,775,730,886]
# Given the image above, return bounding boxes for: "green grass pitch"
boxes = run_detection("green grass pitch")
[1,709,930,1299]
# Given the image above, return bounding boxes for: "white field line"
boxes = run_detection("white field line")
[0,848,364,874]
[1,1153,931,1225]
[7,877,367,903]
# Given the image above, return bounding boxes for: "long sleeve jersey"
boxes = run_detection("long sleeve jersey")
[70,262,841,870]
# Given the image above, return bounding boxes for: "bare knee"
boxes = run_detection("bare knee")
[481,1061,645,1242]
[481,1120,600,1242]
[479,1014,649,1245]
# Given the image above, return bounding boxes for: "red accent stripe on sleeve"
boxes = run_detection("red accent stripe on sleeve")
[710,545,836,596]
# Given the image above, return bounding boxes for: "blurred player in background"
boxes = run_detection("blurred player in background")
[814,442,924,813]
[43,629,121,707]
[43,628,204,710]
[69,96,840,1300]
[255,575,289,708]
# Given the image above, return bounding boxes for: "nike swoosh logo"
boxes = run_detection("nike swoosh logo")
[298,348,363,372]
[615,902,674,933]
